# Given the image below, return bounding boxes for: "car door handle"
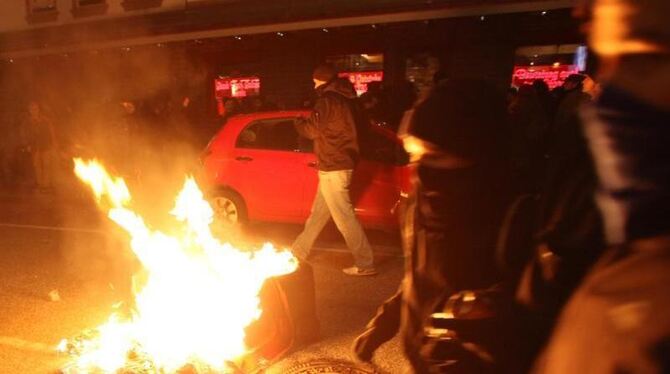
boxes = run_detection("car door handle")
[307,161,317,168]
[236,156,253,161]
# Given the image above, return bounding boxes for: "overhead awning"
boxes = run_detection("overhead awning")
[0,0,575,59]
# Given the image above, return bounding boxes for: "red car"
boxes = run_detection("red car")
[200,111,411,229]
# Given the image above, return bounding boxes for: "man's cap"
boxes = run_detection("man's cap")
[312,64,338,82]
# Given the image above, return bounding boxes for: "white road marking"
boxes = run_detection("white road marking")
[0,336,57,353]
[0,222,403,256]
[0,222,106,235]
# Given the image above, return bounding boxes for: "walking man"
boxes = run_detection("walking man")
[292,64,376,276]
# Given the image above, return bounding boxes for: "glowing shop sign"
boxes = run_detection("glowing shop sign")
[512,65,580,89]
[214,77,261,98]
[338,71,383,96]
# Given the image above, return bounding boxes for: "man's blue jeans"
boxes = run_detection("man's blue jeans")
[292,169,374,269]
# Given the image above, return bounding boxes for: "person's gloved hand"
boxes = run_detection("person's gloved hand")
[352,291,402,362]
[351,291,403,362]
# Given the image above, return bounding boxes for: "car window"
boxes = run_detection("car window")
[236,119,302,152]
[298,136,313,153]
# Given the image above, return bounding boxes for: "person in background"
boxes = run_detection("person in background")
[386,80,418,132]
[532,79,556,120]
[248,96,264,113]
[533,0,670,372]
[513,78,605,372]
[111,100,139,179]
[291,63,376,276]
[506,86,519,114]
[359,82,384,124]
[0,111,19,189]
[165,94,196,152]
[581,74,601,98]
[552,74,590,137]
[23,101,57,192]
[222,98,240,118]
[508,84,551,192]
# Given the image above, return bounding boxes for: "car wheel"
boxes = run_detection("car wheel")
[211,191,247,225]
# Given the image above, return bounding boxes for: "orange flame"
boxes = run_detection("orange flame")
[62,158,297,372]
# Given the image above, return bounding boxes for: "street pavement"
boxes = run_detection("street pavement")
[0,190,410,373]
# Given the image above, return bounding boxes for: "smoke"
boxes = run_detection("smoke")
[0,37,216,289]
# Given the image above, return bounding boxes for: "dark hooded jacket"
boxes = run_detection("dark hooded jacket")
[533,84,670,374]
[295,78,360,171]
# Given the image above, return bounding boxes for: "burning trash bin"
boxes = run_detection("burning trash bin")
[58,159,318,374]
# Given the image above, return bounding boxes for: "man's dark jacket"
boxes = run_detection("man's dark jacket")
[295,78,359,171]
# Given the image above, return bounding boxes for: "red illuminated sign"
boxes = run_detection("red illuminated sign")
[512,65,580,89]
[338,71,383,96]
[214,76,261,98]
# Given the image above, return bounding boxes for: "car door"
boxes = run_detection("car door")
[350,125,410,228]
[351,160,401,228]
[229,118,313,222]
[299,137,319,220]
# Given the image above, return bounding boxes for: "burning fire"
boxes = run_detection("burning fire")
[59,159,298,373]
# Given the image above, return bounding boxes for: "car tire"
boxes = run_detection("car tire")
[210,190,248,225]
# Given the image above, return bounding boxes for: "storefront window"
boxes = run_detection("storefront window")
[512,44,588,89]
[28,0,56,13]
[326,54,384,96]
[121,0,163,11]
[327,54,383,72]
[78,0,105,5]
[26,0,58,23]
[72,0,108,17]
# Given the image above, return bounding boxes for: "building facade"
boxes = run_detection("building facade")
[0,0,582,143]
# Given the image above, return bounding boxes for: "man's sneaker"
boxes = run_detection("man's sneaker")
[342,266,378,276]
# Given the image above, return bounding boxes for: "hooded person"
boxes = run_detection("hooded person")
[353,78,517,372]
[291,63,377,276]
[533,1,670,372]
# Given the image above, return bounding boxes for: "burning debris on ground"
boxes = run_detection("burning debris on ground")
[56,159,297,374]
[58,332,241,374]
